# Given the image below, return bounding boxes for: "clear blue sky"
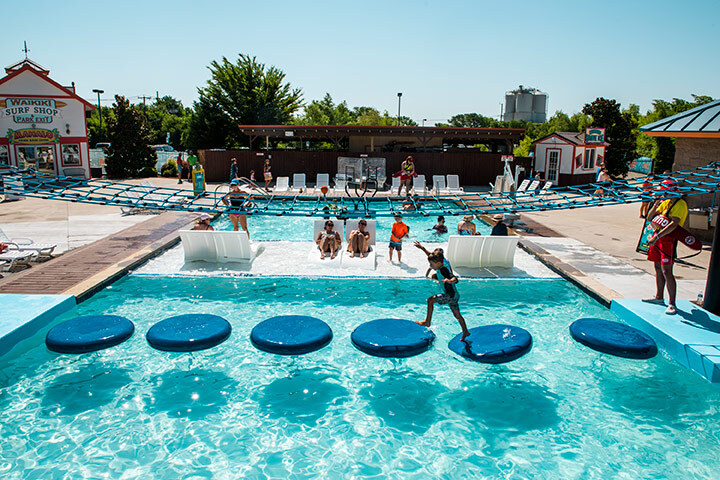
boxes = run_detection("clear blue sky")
[2,0,718,123]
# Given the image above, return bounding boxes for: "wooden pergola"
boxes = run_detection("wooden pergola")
[238,125,525,152]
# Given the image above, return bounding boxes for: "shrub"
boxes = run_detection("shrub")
[138,166,158,177]
[161,160,178,177]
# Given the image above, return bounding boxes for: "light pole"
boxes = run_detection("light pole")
[397,92,402,126]
[422,118,427,127]
[92,89,104,140]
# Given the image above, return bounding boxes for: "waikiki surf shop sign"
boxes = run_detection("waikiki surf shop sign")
[7,128,61,144]
[585,127,606,144]
[0,98,65,124]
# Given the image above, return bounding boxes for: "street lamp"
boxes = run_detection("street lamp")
[92,89,104,140]
[422,118,427,127]
[397,92,402,126]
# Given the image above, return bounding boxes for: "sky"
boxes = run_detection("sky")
[2,0,718,124]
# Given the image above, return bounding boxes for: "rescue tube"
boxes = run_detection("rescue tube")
[46,315,134,354]
[251,315,332,355]
[351,318,435,358]
[448,324,532,364]
[569,318,657,359]
[146,314,231,352]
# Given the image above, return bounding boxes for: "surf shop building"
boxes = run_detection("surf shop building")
[0,58,95,178]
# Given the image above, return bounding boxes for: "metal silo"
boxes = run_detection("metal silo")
[532,93,548,123]
[502,86,548,123]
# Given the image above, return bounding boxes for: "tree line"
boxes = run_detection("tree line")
[87,53,714,178]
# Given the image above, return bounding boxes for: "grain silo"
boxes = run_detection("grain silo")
[502,85,548,123]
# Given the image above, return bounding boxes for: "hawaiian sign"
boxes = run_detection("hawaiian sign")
[585,127,606,144]
[7,128,61,144]
[0,98,66,124]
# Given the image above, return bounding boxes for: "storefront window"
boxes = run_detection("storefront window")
[0,145,8,164]
[62,144,81,166]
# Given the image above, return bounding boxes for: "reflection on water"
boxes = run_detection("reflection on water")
[147,369,237,419]
[41,365,133,416]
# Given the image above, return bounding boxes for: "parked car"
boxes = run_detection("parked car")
[151,144,175,153]
[95,142,111,150]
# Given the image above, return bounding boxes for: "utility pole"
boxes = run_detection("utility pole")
[139,95,152,107]
[92,89,105,140]
[22,41,29,59]
[397,92,402,126]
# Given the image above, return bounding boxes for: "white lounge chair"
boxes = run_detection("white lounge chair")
[2,175,23,201]
[274,177,290,193]
[446,235,519,268]
[179,230,254,263]
[432,175,448,194]
[526,180,540,192]
[390,176,401,193]
[290,173,306,193]
[333,178,347,194]
[515,179,531,193]
[446,175,464,194]
[412,175,427,195]
[0,227,56,258]
[342,219,376,270]
[0,249,34,271]
[315,174,330,194]
[308,219,343,266]
[539,181,553,195]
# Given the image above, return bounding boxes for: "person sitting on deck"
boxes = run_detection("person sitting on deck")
[317,220,342,260]
[347,219,371,258]
[457,215,478,235]
[490,214,508,236]
[191,213,215,231]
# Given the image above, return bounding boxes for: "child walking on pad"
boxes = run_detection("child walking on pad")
[414,242,471,341]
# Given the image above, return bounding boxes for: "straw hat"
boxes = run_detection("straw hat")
[492,214,504,221]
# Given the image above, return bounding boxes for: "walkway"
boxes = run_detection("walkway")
[0,212,198,300]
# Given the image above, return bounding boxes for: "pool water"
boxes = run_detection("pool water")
[2,276,719,479]
[212,214,490,242]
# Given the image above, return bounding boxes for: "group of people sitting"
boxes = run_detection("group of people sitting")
[316,219,371,260]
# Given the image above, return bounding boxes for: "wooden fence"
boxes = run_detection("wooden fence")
[198,149,533,187]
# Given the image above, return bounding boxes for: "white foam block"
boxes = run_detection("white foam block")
[307,247,343,268]
[341,249,377,270]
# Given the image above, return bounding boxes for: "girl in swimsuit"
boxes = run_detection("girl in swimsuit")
[222,179,251,237]
[457,215,477,235]
[317,220,341,260]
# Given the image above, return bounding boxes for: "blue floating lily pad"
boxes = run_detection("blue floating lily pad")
[251,315,332,355]
[351,318,435,358]
[449,324,532,364]
[147,314,231,352]
[46,315,134,354]
[570,318,657,359]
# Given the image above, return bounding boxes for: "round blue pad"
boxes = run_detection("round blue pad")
[449,324,532,364]
[351,318,435,358]
[569,318,657,359]
[146,314,231,352]
[251,315,332,355]
[46,315,134,354]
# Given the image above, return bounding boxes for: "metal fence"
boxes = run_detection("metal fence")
[89,149,185,175]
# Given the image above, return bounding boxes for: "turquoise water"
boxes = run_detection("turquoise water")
[1,276,719,479]
[212,214,490,242]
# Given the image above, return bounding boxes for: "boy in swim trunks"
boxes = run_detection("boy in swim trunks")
[388,214,409,263]
[414,241,471,341]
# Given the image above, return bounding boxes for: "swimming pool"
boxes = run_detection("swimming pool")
[2,275,719,479]
[212,214,490,242]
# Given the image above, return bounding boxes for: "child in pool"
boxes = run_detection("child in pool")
[414,241,471,341]
[431,215,447,234]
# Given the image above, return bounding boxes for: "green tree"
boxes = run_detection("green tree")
[582,98,637,177]
[105,95,157,178]
[297,93,355,125]
[191,54,303,148]
[184,94,236,150]
[86,106,114,147]
[144,96,190,149]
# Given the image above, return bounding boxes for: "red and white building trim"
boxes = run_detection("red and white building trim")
[0,59,94,178]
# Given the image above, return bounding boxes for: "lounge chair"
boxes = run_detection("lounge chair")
[432,175,448,194]
[539,181,553,195]
[179,230,254,263]
[0,249,34,271]
[446,235,519,268]
[515,179,531,193]
[333,178,347,194]
[342,219,376,270]
[308,219,343,266]
[274,177,290,193]
[390,176,401,193]
[446,175,464,194]
[2,175,23,201]
[290,173,306,193]
[526,180,540,192]
[412,175,427,195]
[0,227,56,258]
[314,174,330,194]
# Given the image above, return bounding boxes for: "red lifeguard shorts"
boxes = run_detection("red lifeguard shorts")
[647,236,676,265]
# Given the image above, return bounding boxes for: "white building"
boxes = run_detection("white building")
[0,58,94,178]
[532,130,608,186]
